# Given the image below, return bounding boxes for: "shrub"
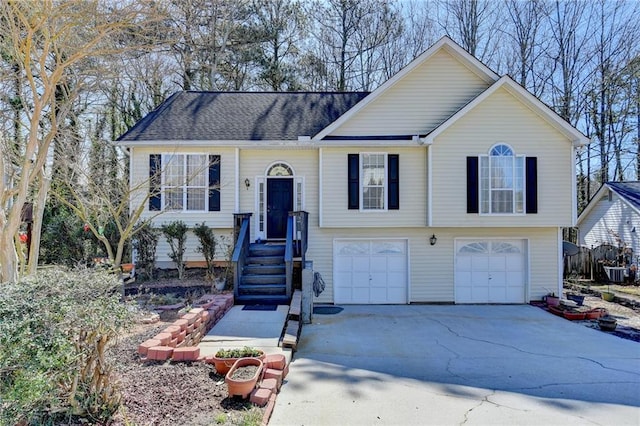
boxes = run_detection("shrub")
[214,346,262,358]
[0,268,131,425]
[193,222,216,281]
[132,221,159,280]
[161,220,188,280]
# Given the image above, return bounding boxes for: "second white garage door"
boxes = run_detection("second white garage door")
[455,239,527,304]
[334,239,408,304]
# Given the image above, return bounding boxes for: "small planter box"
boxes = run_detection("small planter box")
[225,358,263,399]
[211,350,265,375]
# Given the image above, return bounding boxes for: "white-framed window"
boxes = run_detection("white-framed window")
[361,153,387,210]
[479,144,524,214]
[162,153,208,211]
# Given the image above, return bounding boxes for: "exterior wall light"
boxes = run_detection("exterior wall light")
[429,234,437,246]
[244,178,251,189]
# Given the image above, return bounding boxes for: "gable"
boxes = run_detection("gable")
[323,48,492,138]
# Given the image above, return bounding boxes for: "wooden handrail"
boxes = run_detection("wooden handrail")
[232,214,252,300]
[284,215,294,299]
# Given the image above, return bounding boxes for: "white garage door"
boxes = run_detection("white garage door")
[455,240,526,304]
[334,239,408,304]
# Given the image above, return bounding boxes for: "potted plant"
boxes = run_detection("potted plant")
[210,346,265,375]
[598,316,617,331]
[225,357,264,398]
[544,292,560,307]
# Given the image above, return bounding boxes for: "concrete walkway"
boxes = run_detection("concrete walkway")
[269,305,640,426]
[199,305,293,363]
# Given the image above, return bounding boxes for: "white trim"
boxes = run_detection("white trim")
[319,148,324,228]
[129,147,134,215]
[427,144,432,227]
[571,146,577,226]
[557,228,563,297]
[116,139,321,148]
[313,36,499,141]
[235,148,240,212]
[423,76,590,147]
[160,152,210,212]
[359,152,389,212]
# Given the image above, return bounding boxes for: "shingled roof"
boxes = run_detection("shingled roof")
[117,91,369,142]
[608,182,640,211]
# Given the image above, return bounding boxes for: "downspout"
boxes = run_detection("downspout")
[318,148,323,228]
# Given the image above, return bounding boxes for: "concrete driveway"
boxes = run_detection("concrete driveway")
[269,305,640,426]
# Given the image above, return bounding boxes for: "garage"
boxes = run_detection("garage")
[334,239,408,304]
[455,239,527,303]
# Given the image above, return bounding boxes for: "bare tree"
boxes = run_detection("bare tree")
[0,0,155,283]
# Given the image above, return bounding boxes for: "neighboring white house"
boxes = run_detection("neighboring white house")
[577,182,640,258]
[117,36,589,305]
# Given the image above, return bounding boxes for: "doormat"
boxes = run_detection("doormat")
[313,305,343,315]
[242,304,278,311]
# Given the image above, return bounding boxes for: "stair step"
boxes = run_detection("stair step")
[247,256,285,265]
[249,243,285,257]
[235,294,290,305]
[241,274,286,285]
[238,284,287,295]
[244,264,286,275]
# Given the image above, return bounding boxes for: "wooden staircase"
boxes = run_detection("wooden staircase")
[236,243,290,305]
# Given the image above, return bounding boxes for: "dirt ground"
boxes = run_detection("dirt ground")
[106,277,639,426]
[562,282,640,342]
[108,276,265,426]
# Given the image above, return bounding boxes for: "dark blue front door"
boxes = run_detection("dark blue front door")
[267,178,293,239]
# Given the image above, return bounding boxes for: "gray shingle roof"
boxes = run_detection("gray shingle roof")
[608,182,640,211]
[117,91,369,142]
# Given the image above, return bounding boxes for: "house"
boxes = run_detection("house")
[117,36,589,305]
[577,182,640,259]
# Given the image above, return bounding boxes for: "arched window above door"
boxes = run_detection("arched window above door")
[267,163,293,176]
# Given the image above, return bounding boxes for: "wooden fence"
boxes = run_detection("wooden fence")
[564,244,633,282]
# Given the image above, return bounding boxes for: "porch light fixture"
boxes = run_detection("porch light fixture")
[429,234,437,246]
[244,178,251,189]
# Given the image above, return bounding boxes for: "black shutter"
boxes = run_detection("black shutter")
[348,154,359,209]
[466,157,479,213]
[208,155,221,211]
[388,154,399,210]
[525,156,538,214]
[149,154,161,211]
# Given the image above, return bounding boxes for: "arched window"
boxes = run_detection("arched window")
[480,144,524,214]
[267,163,293,176]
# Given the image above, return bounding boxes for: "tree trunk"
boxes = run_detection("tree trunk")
[0,223,18,284]
[27,172,51,274]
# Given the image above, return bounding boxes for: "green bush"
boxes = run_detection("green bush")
[0,268,131,425]
[161,220,188,280]
[132,221,159,280]
[193,222,216,281]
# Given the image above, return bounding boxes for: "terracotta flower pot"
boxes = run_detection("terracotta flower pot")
[563,311,586,321]
[584,308,607,320]
[545,295,560,307]
[211,349,265,375]
[225,357,263,398]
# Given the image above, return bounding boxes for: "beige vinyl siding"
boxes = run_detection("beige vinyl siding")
[579,193,640,254]
[130,145,236,264]
[330,49,490,137]
[307,226,559,304]
[239,149,318,242]
[320,147,427,227]
[431,87,574,228]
